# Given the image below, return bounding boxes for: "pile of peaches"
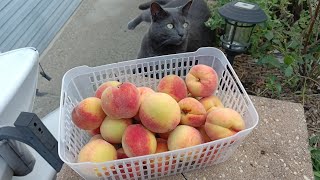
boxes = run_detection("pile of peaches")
[71,64,245,163]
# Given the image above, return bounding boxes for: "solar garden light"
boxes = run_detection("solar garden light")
[218,1,267,65]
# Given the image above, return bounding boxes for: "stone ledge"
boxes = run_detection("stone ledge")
[56,96,313,180]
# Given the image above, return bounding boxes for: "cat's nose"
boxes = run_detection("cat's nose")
[178,32,184,37]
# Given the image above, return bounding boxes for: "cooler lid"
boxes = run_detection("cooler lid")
[0,47,39,123]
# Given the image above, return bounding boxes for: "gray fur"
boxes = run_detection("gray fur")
[130,0,215,58]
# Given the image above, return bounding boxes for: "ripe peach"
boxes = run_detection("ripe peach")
[199,95,224,112]
[133,87,155,121]
[122,124,157,157]
[178,97,206,127]
[185,64,218,97]
[167,125,203,151]
[197,125,211,143]
[86,126,101,136]
[100,116,132,144]
[117,163,141,178]
[158,131,172,139]
[157,75,188,102]
[95,81,121,99]
[150,138,172,175]
[139,93,180,133]
[117,148,129,159]
[205,108,245,141]
[71,97,106,130]
[77,139,117,163]
[155,138,169,153]
[89,134,103,142]
[101,82,140,119]
[137,87,155,101]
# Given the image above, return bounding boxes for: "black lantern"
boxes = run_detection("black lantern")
[218,1,267,64]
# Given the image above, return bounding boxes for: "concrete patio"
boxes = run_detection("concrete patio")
[32,0,314,179]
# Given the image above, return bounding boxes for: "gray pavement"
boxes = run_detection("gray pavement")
[33,0,148,117]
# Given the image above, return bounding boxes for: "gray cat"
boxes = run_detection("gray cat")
[128,0,215,58]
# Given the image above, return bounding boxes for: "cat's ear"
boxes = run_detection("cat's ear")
[180,1,192,16]
[150,2,168,21]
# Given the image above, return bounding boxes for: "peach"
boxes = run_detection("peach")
[197,125,211,143]
[205,108,245,141]
[178,97,206,127]
[199,95,224,112]
[71,97,106,130]
[133,87,155,121]
[197,147,220,164]
[77,139,117,162]
[122,124,157,157]
[150,138,171,174]
[167,125,203,151]
[157,75,188,102]
[86,126,101,136]
[155,138,169,153]
[117,148,129,159]
[185,64,218,97]
[95,81,121,99]
[117,163,141,178]
[101,82,140,119]
[139,92,181,133]
[158,131,171,139]
[137,87,155,101]
[100,116,132,144]
[89,134,103,142]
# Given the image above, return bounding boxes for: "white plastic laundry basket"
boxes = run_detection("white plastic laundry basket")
[58,47,259,180]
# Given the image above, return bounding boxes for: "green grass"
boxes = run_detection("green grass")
[309,135,320,179]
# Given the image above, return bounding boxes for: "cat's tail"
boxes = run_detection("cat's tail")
[138,0,170,10]
[138,2,152,10]
[127,15,142,30]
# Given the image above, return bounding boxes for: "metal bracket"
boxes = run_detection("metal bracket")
[0,112,63,173]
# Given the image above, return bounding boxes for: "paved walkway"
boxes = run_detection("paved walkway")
[33,0,314,179]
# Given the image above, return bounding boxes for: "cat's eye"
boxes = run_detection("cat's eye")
[167,23,174,29]
[183,22,188,28]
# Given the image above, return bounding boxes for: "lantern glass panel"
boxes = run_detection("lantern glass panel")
[222,20,255,52]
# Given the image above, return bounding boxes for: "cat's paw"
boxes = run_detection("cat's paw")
[127,21,137,30]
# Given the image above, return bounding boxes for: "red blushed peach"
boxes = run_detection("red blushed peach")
[185,64,218,97]
[155,138,169,153]
[205,108,245,141]
[139,93,181,133]
[150,138,172,174]
[117,148,129,159]
[167,125,203,151]
[122,124,157,157]
[158,131,172,139]
[95,81,121,99]
[137,87,155,101]
[117,163,141,178]
[101,82,140,119]
[178,97,207,127]
[199,95,224,112]
[198,147,220,164]
[86,126,101,136]
[157,75,188,102]
[77,139,117,163]
[197,125,211,143]
[134,87,155,121]
[71,97,106,130]
[100,116,132,144]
